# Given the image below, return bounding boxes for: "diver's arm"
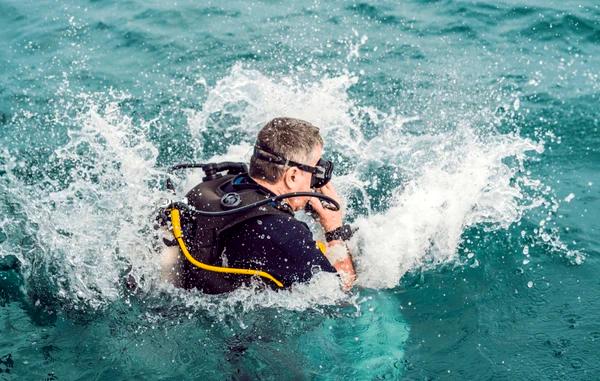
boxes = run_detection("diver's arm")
[308,183,356,290]
[160,245,179,283]
[325,240,356,291]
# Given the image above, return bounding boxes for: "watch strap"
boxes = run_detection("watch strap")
[325,224,354,242]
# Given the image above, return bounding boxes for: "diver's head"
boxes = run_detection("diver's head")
[250,117,333,211]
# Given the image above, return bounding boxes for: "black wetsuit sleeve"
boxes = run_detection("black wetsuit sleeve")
[223,214,336,288]
[267,216,337,284]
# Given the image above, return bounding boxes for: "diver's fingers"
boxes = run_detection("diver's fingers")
[318,183,341,204]
[318,182,336,197]
[309,195,325,212]
[320,182,334,192]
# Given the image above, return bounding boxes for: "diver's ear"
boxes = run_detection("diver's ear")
[283,166,299,190]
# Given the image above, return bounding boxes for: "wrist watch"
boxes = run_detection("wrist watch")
[325,224,354,242]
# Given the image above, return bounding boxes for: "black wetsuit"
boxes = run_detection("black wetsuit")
[221,175,336,288]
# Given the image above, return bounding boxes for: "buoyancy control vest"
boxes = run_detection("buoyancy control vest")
[174,174,293,293]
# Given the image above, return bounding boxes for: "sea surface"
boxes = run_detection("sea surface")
[1,0,599,379]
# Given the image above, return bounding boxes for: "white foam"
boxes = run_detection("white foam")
[187,63,363,157]
[353,127,543,288]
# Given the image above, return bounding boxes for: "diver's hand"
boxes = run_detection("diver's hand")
[309,182,343,232]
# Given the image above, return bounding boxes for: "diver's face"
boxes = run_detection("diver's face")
[283,145,322,211]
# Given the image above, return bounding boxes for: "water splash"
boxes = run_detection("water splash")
[1,94,168,309]
[0,63,580,311]
[353,126,544,288]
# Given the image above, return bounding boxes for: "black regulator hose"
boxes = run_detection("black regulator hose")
[171,191,340,216]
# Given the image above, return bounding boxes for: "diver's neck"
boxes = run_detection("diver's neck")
[251,176,287,196]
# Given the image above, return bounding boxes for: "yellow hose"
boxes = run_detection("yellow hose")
[316,240,327,254]
[169,208,284,288]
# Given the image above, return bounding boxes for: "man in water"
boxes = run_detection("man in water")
[162,117,356,291]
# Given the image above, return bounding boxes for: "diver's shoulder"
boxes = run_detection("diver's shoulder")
[233,213,312,241]
[256,213,310,230]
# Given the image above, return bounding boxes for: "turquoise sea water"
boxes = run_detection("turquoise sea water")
[1,0,599,379]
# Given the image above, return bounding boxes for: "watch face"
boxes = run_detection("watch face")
[339,225,353,240]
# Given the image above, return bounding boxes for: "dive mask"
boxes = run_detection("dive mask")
[310,157,333,188]
[252,145,333,189]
